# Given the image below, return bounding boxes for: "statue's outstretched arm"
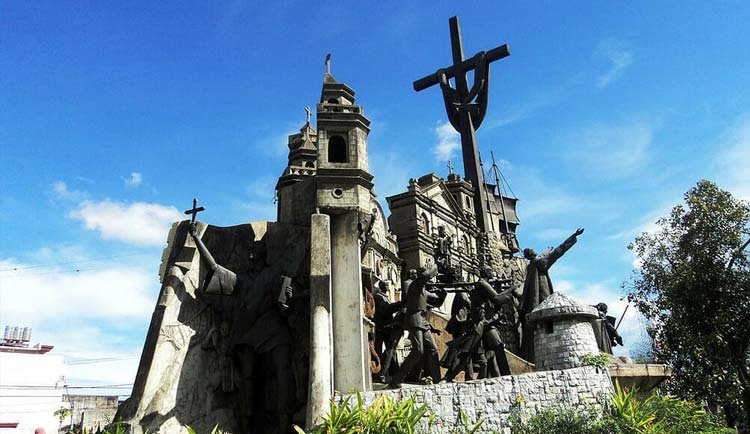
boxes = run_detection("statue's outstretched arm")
[189,224,219,272]
[545,228,585,269]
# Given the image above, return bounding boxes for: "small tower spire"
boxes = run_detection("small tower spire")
[325,53,332,75]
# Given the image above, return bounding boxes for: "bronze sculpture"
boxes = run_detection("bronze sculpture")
[372,281,402,383]
[389,264,444,388]
[520,228,585,362]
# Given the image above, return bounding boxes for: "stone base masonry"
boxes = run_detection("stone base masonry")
[341,366,614,434]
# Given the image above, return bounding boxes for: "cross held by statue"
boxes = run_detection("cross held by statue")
[184,198,205,224]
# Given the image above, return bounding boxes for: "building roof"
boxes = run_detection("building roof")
[527,292,598,323]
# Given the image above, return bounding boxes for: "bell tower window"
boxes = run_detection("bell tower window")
[328,135,348,163]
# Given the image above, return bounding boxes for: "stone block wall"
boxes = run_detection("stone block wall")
[343,367,613,434]
[534,319,600,371]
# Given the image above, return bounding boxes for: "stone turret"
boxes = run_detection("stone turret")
[315,71,374,214]
[527,292,600,371]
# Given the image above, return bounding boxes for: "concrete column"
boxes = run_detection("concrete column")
[330,211,368,393]
[306,214,333,428]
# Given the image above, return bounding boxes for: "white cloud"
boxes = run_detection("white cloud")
[245,177,276,199]
[568,120,654,177]
[70,200,182,246]
[489,88,565,128]
[124,172,143,187]
[433,120,460,161]
[607,203,669,241]
[50,180,87,202]
[504,165,582,220]
[716,115,750,201]
[595,39,634,89]
[0,259,157,323]
[0,253,158,395]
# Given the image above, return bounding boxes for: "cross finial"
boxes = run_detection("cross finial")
[325,53,332,75]
[184,198,205,224]
[447,160,454,175]
[305,106,312,124]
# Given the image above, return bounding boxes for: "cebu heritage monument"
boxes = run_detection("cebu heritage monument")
[115,16,669,434]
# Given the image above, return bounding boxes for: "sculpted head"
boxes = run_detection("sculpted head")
[407,269,418,280]
[523,248,537,260]
[481,266,494,280]
[438,225,446,236]
[377,280,389,294]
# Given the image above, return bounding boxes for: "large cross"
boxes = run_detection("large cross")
[414,16,510,232]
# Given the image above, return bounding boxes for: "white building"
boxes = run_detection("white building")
[0,338,65,434]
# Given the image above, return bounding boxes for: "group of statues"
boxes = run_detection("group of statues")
[369,226,624,388]
[184,218,624,432]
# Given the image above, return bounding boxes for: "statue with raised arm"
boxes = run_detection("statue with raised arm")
[520,227,585,361]
[188,222,296,434]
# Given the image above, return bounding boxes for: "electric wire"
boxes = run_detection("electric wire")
[0,252,152,273]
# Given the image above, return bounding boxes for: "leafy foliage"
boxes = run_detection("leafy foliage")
[510,406,612,434]
[609,381,661,434]
[511,382,732,434]
[55,406,71,427]
[296,392,433,434]
[582,352,612,371]
[626,180,750,423]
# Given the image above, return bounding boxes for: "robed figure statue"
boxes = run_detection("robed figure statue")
[519,228,584,362]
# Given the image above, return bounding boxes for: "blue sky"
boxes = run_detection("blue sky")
[1,2,749,394]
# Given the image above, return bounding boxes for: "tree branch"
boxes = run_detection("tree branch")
[726,237,750,271]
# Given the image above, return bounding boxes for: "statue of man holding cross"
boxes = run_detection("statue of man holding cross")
[184,199,296,434]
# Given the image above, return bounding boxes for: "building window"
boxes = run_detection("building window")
[421,213,430,235]
[465,197,471,208]
[328,135,347,163]
[545,321,554,334]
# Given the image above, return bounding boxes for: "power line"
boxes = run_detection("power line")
[0,253,152,273]
[65,355,139,365]
[66,385,133,389]
[0,267,105,279]
[1,385,66,389]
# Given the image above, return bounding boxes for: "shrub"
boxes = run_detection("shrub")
[296,392,433,434]
[510,407,612,434]
[640,392,735,434]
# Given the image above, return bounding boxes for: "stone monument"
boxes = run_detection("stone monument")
[114,16,671,434]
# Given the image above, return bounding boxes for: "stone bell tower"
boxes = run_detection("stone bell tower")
[315,70,374,213]
[310,61,375,398]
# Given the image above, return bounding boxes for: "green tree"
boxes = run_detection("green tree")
[627,180,750,426]
[54,406,71,429]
